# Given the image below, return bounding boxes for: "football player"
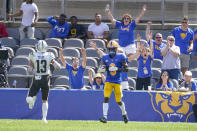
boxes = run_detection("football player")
[26,40,61,123]
[97,41,129,123]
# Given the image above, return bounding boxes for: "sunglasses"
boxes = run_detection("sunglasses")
[182,21,188,24]
[168,39,174,41]
[124,17,130,20]
[156,37,162,39]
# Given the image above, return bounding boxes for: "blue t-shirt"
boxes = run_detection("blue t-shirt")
[193,28,197,54]
[116,21,136,47]
[184,81,197,91]
[66,63,85,89]
[88,81,104,90]
[172,26,194,54]
[47,16,70,39]
[102,53,126,84]
[149,40,165,60]
[156,82,173,90]
[137,55,152,78]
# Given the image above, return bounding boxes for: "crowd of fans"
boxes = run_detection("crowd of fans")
[0,0,197,93]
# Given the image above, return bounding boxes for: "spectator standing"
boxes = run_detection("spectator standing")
[178,71,197,91]
[59,48,86,89]
[8,0,39,41]
[0,23,8,38]
[47,14,69,39]
[88,70,105,90]
[192,28,197,59]
[161,36,181,80]
[155,71,173,91]
[68,16,86,40]
[172,17,194,75]
[146,22,165,60]
[87,13,109,41]
[105,4,146,57]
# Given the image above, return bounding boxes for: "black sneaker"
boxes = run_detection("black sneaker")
[123,114,128,123]
[99,117,107,123]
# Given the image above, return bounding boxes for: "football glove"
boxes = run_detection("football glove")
[98,65,106,73]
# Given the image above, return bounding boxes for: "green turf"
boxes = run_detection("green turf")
[0,119,197,131]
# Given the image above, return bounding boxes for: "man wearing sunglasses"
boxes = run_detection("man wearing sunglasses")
[172,17,194,75]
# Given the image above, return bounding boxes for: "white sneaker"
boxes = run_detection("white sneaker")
[42,118,48,124]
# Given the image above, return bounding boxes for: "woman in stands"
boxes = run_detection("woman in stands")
[88,70,105,90]
[105,4,146,57]
[155,71,173,91]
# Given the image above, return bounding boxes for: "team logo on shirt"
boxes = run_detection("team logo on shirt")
[180,33,187,39]
[109,63,116,76]
[72,70,78,76]
[121,26,130,32]
[149,91,196,122]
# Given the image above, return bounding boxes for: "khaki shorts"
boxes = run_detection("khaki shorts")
[120,44,136,56]
[180,54,190,68]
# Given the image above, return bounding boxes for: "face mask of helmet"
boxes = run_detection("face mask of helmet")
[108,48,116,58]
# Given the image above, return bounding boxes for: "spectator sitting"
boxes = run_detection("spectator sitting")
[88,70,105,90]
[47,14,69,39]
[8,0,39,41]
[68,16,86,40]
[192,28,197,59]
[59,48,86,89]
[146,22,165,60]
[87,13,109,42]
[178,71,197,92]
[161,36,181,80]
[0,23,8,38]
[172,17,194,75]
[155,71,173,91]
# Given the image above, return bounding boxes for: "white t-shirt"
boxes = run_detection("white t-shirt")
[88,22,109,38]
[20,2,38,26]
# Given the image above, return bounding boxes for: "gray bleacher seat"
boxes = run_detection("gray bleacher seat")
[62,48,80,58]
[170,79,178,89]
[152,59,162,69]
[151,78,157,90]
[34,29,44,40]
[128,68,138,78]
[64,38,84,48]
[15,47,35,56]
[7,28,20,41]
[8,66,29,88]
[11,56,29,67]
[110,29,118,39]
[0,37,19,50]
[128,59,138,68]
[86,39,106,49]
[134,39,148,47]
[191,69,197,79]
[86,57,98,68]
[128,77,136,90]
[45,38,62,48]
[45,30,51,39]
[52,67,68,78]
[53,76,70,89]
[189,56,197,70]
[20,38,38,47]
[152,68,161,80]
[5,47,14,58]
[47,47,58,58]
[84,76,90,87]
[135,30,146,40]
[84,67,95,77]
[86,48,100,58]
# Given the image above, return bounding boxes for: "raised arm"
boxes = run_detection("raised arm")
[105,7,116,26]
[161,43,170,56]
[59,48,67,68]
[88,69,93,85]
[89,41,105,57]
[8,10,23,18]
[81,48,87,68]
[149,32,154,58]
[146,21,152,42]
[135,4,147,25]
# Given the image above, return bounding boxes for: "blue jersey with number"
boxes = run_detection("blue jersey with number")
[116,21,136,47]
[137,55,152,78]
[102,53,126,84]
[66,63,85,89]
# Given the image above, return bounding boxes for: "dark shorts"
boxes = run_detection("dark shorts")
[28,75,50,100]
[136,77,151,90]
[162,69,180,80]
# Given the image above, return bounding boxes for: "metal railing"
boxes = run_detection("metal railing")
[1,0,197,24]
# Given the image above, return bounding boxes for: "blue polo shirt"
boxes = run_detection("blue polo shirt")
[66,63,85,89]
[116,21,136,47]
[172,26,193,54]
[137,55,152,78]
[149,40,165,60]
[184,81,197,91]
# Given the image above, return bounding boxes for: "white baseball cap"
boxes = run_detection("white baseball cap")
[185,71,192,76]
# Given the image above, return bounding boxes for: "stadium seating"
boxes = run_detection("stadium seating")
[86,48,101,59]
[128,59,138,69]
[152,59,162,69]
[0,37,19,50]
[191,69,197,79]
[62,48,80,58]
[152,68,161,80]
[8,66,30,88]
[128,77,136,90]
[53,76,70,89]
[86,57,98,68]
[170,79,179,89]
[63,38,84,48]
[7,28,20,41]
[15,47,35,56]
[45,38,62,48]
[34,29,44,40]
[85,39,106,49]
[128,68,138,78]
[84,67,95,77]
[20,38,38,47]
[47,47,58,58]
[11,56,29,67]
[5,47,14,58]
